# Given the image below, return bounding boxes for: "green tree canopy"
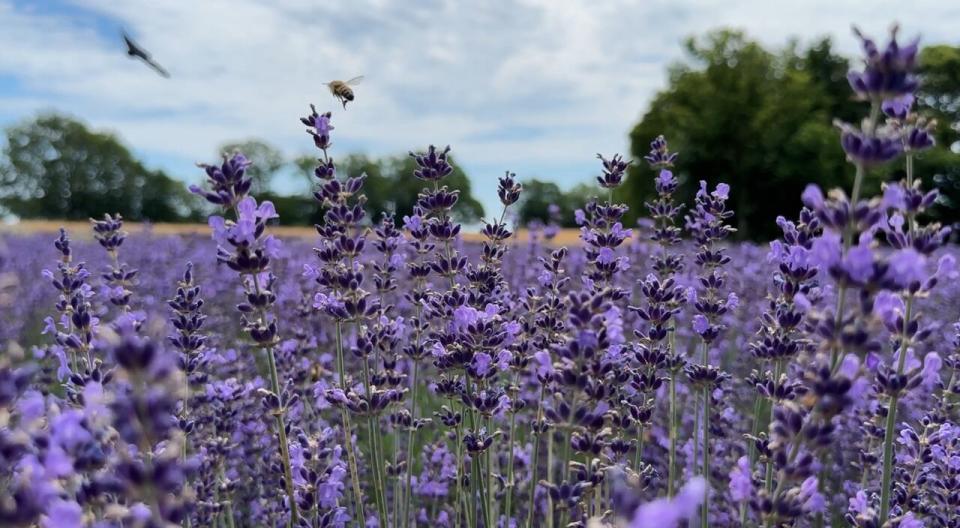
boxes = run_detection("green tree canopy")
[516,179,594,228]
[915,45,960,216]
[620,31,960,240]
[292,152,484,224]
[218,139,285,195]
[0,113,199,222]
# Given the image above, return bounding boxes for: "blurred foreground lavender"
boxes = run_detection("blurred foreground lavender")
[1,23,959,528]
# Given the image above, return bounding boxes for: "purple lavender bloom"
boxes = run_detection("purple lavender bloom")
[574,209,586,225]
[301,105,334,150]
[692,314,709,336]
[630,477,705,527]
[42,499,82,528]
[644,135,679,168]
[191,152,253,208]
[905,122,936,152]
[837,122,902,166]
[728,456,752,503]
[801,184,825,210]
[655,169,679,194]
[882,94,914,119]
[847,25,920,100]
[887,248,927,288]
[597,153,631,188]
[899,512,924,528]
[848,490,871,516]
[799,476,826,513]
[883,182,907,209]
[409,145,454,182]
[471,352,494,377]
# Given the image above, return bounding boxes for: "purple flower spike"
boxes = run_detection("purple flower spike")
[644,134,679,169]
[596,153,631,189]
[847,25,920,100]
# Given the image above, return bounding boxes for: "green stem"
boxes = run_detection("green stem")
[879,294,914,524]
[634,423,645,471]
[393,469,400,528]
[668,371,678,497]
[462,376,489,524]
[701,385,710,528]
[593,461,601,517]
[527,385,545,528]
[906,153,918,231]
[247,270,299,525]
[402,361,420,528]
[369,400,390,523]
[878,394,900,523]
[559,425,572,528]
[352,315,388,528]
[692,393,700,485]
[471,454,481,528]
[747,393,762,464]
[182,374,192,528]
[505,375,519,520]
[486,417,495,527]
[334,322,365,527]
[667,322,678,497]
[763,360,782,493]
[454,418,464,528]
[546,430,554,528]
[265,346,299,525]
[224,499,236,528]
[850,100,879,210]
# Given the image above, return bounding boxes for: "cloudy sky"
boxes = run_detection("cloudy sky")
[1,0,958,218]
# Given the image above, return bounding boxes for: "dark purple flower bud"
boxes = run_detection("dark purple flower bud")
[905,122,935,151]
[644,135,678,169]
[596,153,631,189]
[497,171,522,206]
[417,188,460,212]
[881,94,914,119]
[847,25,919,100]
[837,122,902,166]
[410,145,454,182]
[193,152,254,208]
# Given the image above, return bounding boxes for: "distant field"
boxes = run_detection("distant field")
[1,219,587,245]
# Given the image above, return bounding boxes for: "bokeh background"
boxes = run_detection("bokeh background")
[0,0,957,240]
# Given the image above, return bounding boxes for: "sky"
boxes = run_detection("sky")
[1,0,958,220]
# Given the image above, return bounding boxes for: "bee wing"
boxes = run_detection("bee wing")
[345,75,364,86]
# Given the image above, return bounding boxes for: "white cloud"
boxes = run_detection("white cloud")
[0,0,956,214]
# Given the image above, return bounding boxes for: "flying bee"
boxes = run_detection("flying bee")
[326,76,364,109]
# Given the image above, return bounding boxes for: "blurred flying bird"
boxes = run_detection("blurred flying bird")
[121,30,170,78]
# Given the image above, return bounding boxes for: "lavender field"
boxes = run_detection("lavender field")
[1,25,959,528]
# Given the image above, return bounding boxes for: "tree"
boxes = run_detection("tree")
[291,152,484,224]
[0,113,199,222]
[621,32,960,240]
[218,139,285,195]
[915,45,960,223]
[516,178,593,227]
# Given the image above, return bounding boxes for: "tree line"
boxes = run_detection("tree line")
[0,116,486,225]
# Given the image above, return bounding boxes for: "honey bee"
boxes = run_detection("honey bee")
[326,76,364,109]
